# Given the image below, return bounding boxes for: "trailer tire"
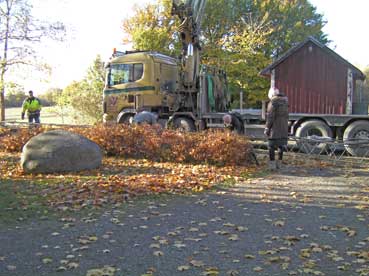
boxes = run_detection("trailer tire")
[173,117,196,132]
[295,120,333,154]
[343,120,369,157]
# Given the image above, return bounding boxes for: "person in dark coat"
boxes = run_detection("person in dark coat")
[264,87,289,170]
[222,112,244,135]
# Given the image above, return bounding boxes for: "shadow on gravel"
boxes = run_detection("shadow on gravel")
[1,184,368,276]
[1,159,369,276]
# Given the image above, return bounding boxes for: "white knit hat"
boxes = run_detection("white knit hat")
[223,114,232,125]
[268,87,280,99]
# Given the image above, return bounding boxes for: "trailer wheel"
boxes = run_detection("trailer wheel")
[343,120,369,157]
[173,117,196,132]
[295,120,333,154]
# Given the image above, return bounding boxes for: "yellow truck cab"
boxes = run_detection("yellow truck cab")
[103,50,178,123]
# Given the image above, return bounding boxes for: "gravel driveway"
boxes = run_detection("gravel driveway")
[1,156,369,276]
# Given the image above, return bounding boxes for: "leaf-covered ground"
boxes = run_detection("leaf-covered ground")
[0,125,256,217]
[0,151,254,214]
[1,153,369,276]
[1,126,369,275]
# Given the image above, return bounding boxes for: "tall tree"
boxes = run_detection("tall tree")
[4,82,24,107]
[122,0,328,106]
[122,0,180,55]
[202,0,328,105]
[40,87,63,106]
[251,0,328,58]
[62,55,105,124]
[0,0,65,121]
[201,0,273,106]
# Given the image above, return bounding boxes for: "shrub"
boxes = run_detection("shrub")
[0,124,255,166]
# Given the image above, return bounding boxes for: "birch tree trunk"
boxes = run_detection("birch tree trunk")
[0,0,11,121]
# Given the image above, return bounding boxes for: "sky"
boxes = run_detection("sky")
[15,0,369,94]
[18,0,154,94]
[309,0,369,67]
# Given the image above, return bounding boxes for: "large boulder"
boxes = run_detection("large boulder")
[21,130,103,173]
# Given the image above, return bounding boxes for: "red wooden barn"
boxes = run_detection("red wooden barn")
[260,37,366,115]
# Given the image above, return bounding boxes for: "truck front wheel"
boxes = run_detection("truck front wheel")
[173,117,196,132]
[295,120,333,154]
[343,120,369,157]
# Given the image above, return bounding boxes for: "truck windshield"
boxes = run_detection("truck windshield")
[108,63,143,86]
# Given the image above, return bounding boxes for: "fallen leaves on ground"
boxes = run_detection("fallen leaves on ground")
[86,266,116,276]
[0,125,257,210]
[0,151,254,210]
[2,126,369,276]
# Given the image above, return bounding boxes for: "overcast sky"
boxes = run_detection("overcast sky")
[309,0,369,67]
[16,0,369,94]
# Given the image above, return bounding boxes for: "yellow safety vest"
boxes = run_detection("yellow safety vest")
[22,97,42,113]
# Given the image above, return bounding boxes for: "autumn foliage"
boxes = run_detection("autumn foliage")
[0,124,255,166]
[0,125,256,210]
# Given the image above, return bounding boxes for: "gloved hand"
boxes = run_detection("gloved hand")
[21,112,25,120]
[264,128,270,136]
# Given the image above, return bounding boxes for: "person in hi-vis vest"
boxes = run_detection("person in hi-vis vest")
[21,90,42,123]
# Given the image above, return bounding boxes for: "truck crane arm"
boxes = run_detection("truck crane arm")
[172,0,206,54]
[172,0,206,87]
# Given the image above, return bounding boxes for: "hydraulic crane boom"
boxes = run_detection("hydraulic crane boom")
[172,0,206,88]
[103,0,230,127]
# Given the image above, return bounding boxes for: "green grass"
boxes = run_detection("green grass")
[0,180,51,225]
[5,106,75,125]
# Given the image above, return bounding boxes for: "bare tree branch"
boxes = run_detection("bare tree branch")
[0,0,66,120]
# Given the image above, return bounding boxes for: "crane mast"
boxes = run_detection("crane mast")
[103,0,230,127]
[172,0,206,89]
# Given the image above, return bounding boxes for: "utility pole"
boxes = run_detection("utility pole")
[239,91,243,112]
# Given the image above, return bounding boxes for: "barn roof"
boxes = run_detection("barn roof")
[260,36,365,80]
